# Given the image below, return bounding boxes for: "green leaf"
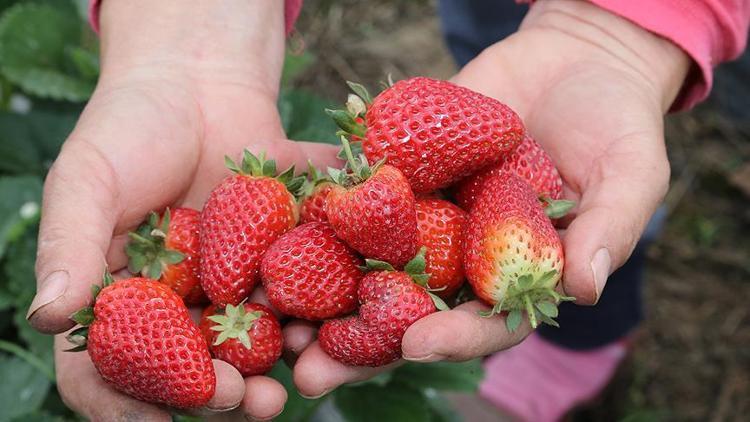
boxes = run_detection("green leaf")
[162,250,184,265]
[506,309,522,333]
[69,307,94,326]
[0,3,96,101]
[425,391,461,422]
[535,301,559,318]
[544,199,575,219]
[334,383,430,422]
[428,292,450,312]
[404,246,427,275]
[278,89,339,144]
[64,45,99,79]
[364,259,395,272]
[346,81,373,104]
[0,176,42,258]
[392,360,483,392]
[268,362,324,422]
[0,355,51,420]
[517,274,533,290]
[280,50,315,86]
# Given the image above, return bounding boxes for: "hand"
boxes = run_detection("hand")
[291,0,690,397]
[27,0,339,419]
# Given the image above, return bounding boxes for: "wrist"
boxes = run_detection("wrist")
[98,0,285,97]
[521,0,690,112]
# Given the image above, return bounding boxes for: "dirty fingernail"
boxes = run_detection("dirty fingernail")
[27,270,69,319]
[590,248,611,301]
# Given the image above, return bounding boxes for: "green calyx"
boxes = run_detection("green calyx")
[327,136,385,188]
[300,161,332,198]
[325,81,372,139]
[479,270,575,332]
[543,198,575,219]
[207,303,263,350]
[125,208,185,281]
[362,247,450,312]
[225,149,306,199]
[65,271,115,352]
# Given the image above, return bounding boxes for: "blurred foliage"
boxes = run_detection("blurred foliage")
[0,1,483,421]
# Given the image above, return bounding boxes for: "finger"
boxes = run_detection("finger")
[560,149,669,304]
[293,341,399,398]
[282,320,317,366]
[29,141,120,334]
[54,336,172,422]
[241,376,288,420]
[205,360,246,412]
[401,301,532,362]
[248,287,283,319]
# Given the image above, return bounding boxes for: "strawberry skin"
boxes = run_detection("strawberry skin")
[464,172,570,330]
[261,222,364,320]
[455,135,563,211]
[84,278,215,408]
[200,303,282,376]
[299,182,334,224]
[200,152,301,307]
[319,270,435,367]
[362,77,524,193]
[416,199,467,298]
[327,164,418,268]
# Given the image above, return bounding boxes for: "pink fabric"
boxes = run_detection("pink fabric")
[588,0,750,110]
[88,0,303,36]
[480,333,628,421]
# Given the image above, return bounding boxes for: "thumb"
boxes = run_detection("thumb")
[561,148,670,305]
[28,140,119,334]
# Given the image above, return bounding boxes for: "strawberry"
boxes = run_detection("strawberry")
[454,134,573,217]
[67,274,215,408]
[463,172,574,331]
[299,164,334,224]
[318,249,447,367]
[199,302,282,376]
[415,198,467,298]
[328,77,525,193]
[200,150,304,307]
[261,222,364,320]
[326,137,418,268]
[126,207,206,305]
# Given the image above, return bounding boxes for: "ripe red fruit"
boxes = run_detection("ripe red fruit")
[200,151,303,306]
[415,199,467,298]
[67,275,215,408]
[299,165,335,224]
[454,135,572,218]
[261,222,364,320]
[126,207,206,305]
[199,303,282,376]
[463,172,573,331]
[326,138,418,268]
[318,249,445,367]
[329,77,525,193]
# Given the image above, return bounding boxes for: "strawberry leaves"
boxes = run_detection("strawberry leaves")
[225,149,306,198]
[126,208,186,281]
[207,303,263,350]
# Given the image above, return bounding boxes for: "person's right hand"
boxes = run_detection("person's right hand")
[26,1,338,420]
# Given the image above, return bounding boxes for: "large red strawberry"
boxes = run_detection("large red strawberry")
[299,164,335,224]
[199,302,282,376]
[463,172,573,331]
[328,77,525,193]
[416,198,467,298]
[261,222,364,320]
[318,249,447,367]
[326,137,418,268]
[200,151,304,306]
[454,134,573,217]
[126,207,206,305]
[67,274,215,408]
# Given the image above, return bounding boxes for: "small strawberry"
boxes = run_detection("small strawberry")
[318,248,447,367]
[200,150,304,307]
[326,137,418,268]
[416,198,467,298]
[463,172,574,332]
[328,77,525,193]
[67,274,215,408]
[299,163,335,224]
[454,135,574,218]
[199,302,282,376]
[126,207,206,305]
[261,222,364,320]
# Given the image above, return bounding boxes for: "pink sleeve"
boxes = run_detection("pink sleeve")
[588,0,750,110]
[88,0,303,36]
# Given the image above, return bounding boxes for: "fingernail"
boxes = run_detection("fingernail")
[403,353,443,363]
[27,270,69,319]
[204,401,241,413]
[300,389,330,400]
[245,407,284,421]
[590,248,611,301]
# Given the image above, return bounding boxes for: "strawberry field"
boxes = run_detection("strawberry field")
[0,1,748,421]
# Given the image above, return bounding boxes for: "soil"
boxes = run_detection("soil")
[293,1,750,420]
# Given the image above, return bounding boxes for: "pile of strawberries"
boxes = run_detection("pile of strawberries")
[65,77,574,409]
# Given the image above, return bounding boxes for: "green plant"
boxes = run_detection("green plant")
[0,1,484,420]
